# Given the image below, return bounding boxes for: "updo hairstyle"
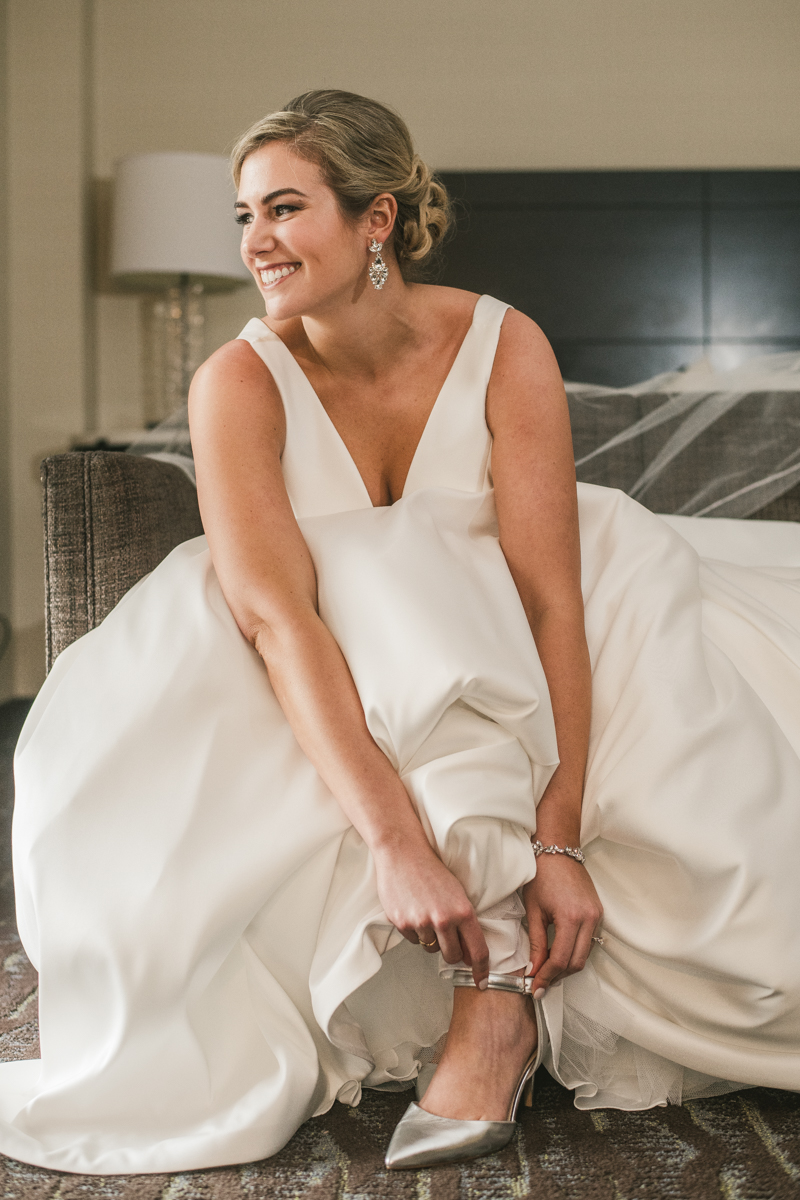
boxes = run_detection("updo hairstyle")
[231,90,452,279]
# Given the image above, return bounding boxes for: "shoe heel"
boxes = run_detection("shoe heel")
[523,1075,534,1108]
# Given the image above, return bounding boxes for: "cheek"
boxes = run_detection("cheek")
[309,227,361,276]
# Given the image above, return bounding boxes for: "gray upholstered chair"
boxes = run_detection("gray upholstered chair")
[41,452,203,672]
[40,449,800,673]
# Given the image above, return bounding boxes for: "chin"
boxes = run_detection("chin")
[262,294,306,323]
[264,278,348,322]
[260,281,302,316]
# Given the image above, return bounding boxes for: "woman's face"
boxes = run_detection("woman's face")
[236,142,374,320]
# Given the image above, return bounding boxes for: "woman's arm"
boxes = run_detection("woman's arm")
[189,342,490,978]
[487,310,603,992]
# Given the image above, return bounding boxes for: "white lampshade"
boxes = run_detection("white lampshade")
[112,152,251,291]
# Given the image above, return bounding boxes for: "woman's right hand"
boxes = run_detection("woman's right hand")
[373,841,490,987]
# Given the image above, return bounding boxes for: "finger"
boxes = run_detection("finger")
[531,921,580,994]
[567,921,595,974]
[435,922,462,965]
[457,911,490,988]
[527,907,549,977]
[416,928,439,954]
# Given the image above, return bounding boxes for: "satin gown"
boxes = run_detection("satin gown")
[3,295,800,1174]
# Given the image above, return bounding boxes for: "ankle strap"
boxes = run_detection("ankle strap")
[441,968,534,995]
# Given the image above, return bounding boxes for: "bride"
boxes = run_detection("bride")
[4,90,800,1176]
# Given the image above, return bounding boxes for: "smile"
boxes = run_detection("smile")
[259,264,299,287]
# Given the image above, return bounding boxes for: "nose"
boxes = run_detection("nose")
[241,217,278,263]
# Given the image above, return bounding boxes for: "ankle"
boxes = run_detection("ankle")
[448,987,536,1043]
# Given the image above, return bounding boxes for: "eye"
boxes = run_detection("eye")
[234,212,252,225]
[274,204,299,217]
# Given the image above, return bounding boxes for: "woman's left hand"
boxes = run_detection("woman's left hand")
[523,855,603,995]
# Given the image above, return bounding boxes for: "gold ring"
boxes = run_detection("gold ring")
[418,935,438,948]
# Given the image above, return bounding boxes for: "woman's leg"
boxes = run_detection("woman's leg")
[420,973,537,1120]
[420,892,538,1122]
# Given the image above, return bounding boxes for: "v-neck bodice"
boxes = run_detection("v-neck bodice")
[237,294,510,519]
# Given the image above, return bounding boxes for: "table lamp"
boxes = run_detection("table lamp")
[111,152,251,424]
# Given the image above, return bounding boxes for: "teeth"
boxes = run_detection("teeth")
[259,265,297,285]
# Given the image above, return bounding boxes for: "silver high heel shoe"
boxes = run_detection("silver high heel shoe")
[384,969,548,1170]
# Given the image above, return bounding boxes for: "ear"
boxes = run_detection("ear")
[365,193,398,245]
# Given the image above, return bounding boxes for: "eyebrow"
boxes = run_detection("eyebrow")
[234,188,309,210]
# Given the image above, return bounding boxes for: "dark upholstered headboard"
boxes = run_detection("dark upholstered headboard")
[436,171,800,388]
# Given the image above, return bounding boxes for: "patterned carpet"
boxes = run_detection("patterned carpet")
[1,699,800,1199]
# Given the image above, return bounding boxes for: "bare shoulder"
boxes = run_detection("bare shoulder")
[494,310,562,385]
[416,283,480,307]
[189,337,285,452]
[410,283,480,327]
[489,312,568,429]
[190,337,277,406]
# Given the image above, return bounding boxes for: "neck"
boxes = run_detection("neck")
[278,269,422,381]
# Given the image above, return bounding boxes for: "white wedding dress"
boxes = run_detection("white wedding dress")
[4,295,800,1174]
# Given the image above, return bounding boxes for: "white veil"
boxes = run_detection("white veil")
[568,351,800,518]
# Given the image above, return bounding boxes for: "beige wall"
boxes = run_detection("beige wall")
[2,0,800,696]
[93,0,800,176]
[3,0,91,698]
[0,0,10,699]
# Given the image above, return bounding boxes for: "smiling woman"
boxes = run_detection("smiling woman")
[4,89,800,1178]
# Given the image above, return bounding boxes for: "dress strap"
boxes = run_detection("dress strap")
[402,295,511,498]
[236,318,372,518]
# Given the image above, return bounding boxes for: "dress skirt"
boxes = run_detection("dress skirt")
[1,483,799,1173]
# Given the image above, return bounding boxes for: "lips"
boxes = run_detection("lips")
[258,264,300,287]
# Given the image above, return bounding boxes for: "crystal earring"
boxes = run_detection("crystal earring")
[368,239,388,290]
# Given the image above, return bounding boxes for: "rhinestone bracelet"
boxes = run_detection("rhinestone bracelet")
[532,839,586,865]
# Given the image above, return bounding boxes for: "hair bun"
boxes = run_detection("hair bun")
[398,157,452,267]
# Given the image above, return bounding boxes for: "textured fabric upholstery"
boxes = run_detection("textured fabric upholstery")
[748,480,800,521]
[42,452,204,672]
[568,387,800,518]
[40,444,800,672]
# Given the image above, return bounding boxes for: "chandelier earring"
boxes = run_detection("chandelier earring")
[368,239,389,290]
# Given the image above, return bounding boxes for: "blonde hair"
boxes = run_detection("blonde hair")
[231,90,452,279]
